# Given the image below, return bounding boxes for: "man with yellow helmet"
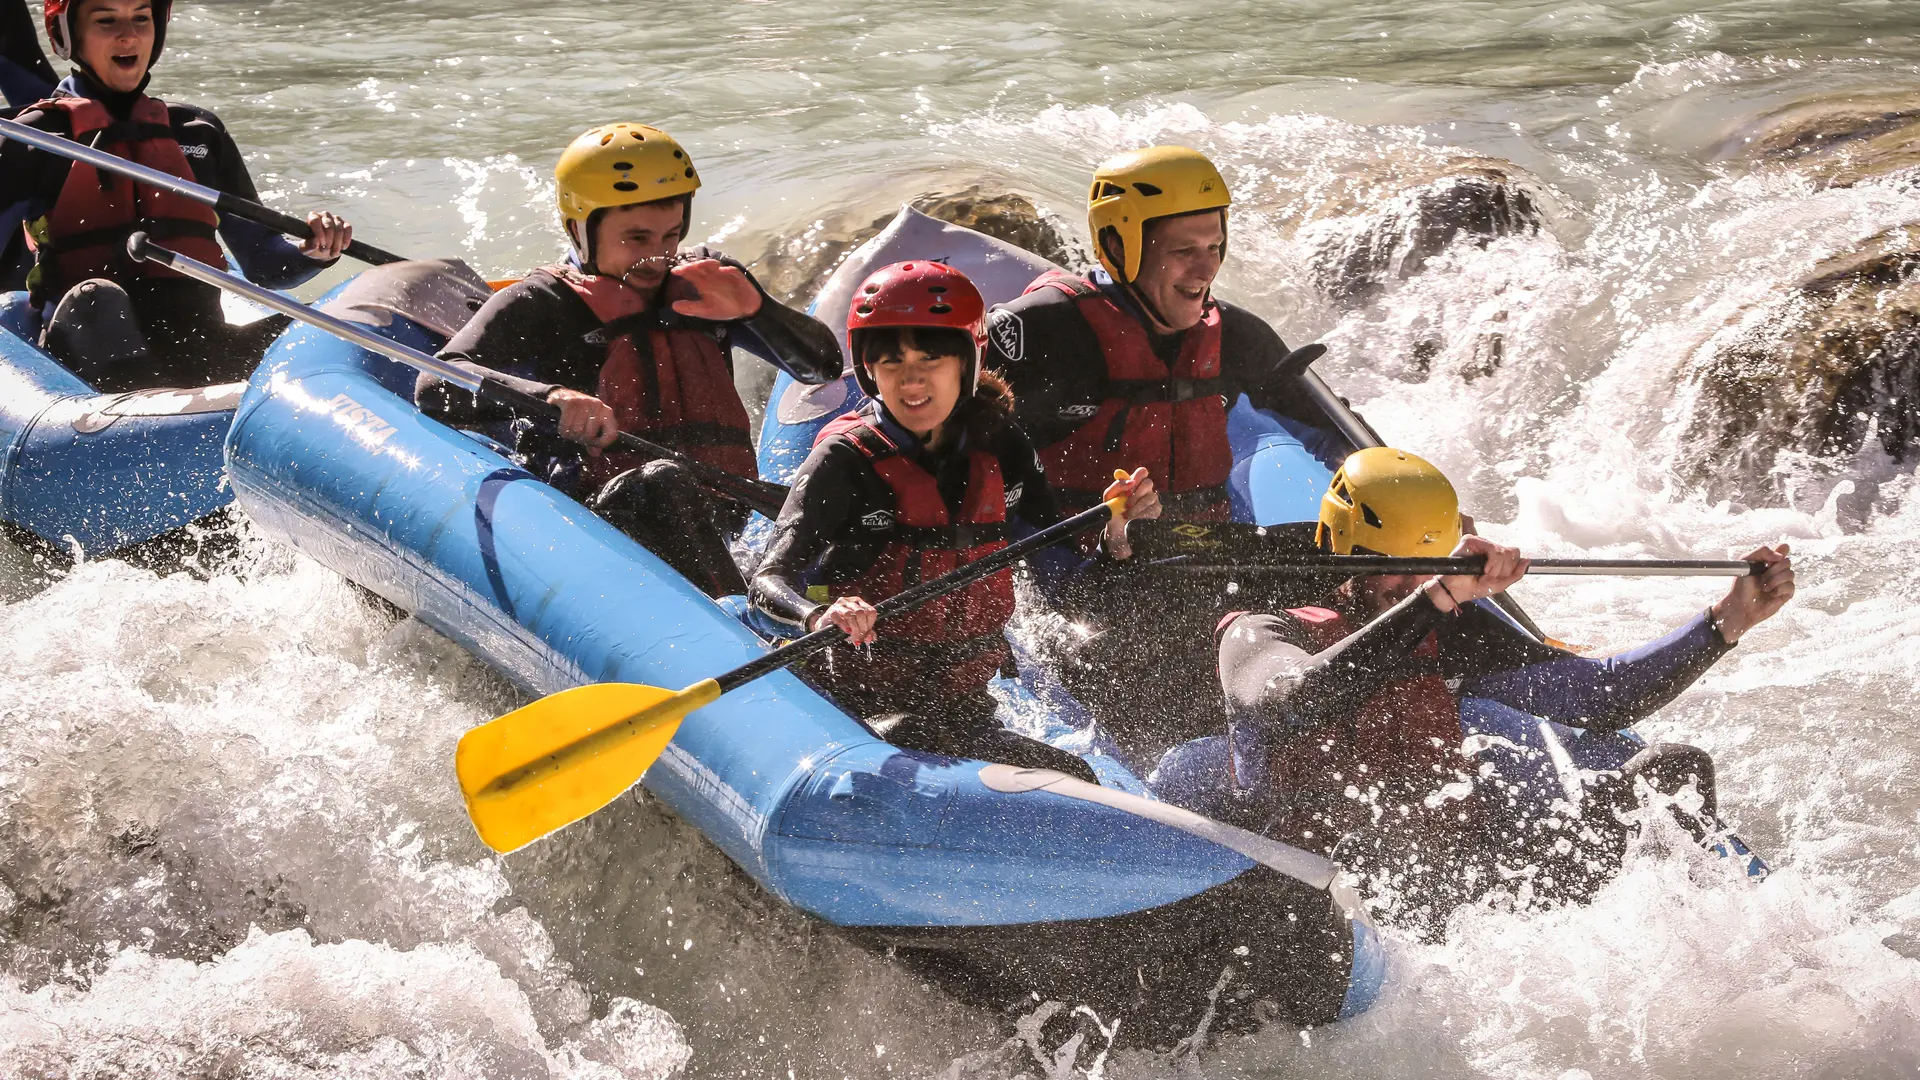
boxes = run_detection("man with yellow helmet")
[1155,448,1795,918]
[416,122,840,596]
[987,144,1342,761]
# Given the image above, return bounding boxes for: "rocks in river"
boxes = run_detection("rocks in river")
[1681,224,1920,493]
[1722,93,1920,188]
[742,186,1080,305]
[1305,157,1548,305]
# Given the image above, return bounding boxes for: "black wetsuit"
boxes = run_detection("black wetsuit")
[416,252,839,596]
[983,271,1350,766]
[0,73,333,386]
[1189,589,1736,917]
[752,396,1115,780]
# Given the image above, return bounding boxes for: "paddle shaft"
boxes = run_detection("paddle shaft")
[1161,555,1761,577]
[127,234,789,516]
[718,495,1125,692]
[0,115,406,266]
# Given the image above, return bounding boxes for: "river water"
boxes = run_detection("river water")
[4,1,1920,1077]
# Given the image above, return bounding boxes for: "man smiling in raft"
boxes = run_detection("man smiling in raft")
[416,123,841,597]
[0,0,354,389]
[983,145,1345,764]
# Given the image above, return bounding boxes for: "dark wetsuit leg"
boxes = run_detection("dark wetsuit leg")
[870,695,1100,784]
[588,459,749,598]
[1052,586,1229,770]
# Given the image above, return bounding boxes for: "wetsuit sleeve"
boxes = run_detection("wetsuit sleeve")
[1457,610,1735,734]
[0,0,55,106]
[683,246,841,384]
[1220,590,1450,733]
[982,289,1108,453]
[173,107,333,291]
[417,278,576,424]
[749,438,865,631]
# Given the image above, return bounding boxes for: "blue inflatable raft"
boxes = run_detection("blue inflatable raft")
[218,243,1386,1046]
[0,291,239,559]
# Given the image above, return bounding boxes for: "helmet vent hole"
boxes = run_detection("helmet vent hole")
[599,134,615,146]
[1360,503,1384,528]
[612,161,634,170]
[926,285,947,294]
[855,305,874,315]
[1132,182,1163,196]
[673,149,684,158]
[684,167,695,178]
[929,303,952,314]
[612,180,639,192]
[863,284,881,294]
[1097,182,1126,199]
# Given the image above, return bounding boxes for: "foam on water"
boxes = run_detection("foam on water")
[0,544,688,1079]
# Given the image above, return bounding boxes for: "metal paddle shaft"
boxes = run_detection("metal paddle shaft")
[716,495,1126,692]
[0,114,406,266]
[126,233,789,516]
[1163,554,1761,577]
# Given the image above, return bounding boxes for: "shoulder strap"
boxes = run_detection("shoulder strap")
[1023,269,1097,299]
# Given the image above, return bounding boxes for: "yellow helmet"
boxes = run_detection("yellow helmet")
[1316,448,1462,558]
[1087,145,1231,283]
[555,123,701,248]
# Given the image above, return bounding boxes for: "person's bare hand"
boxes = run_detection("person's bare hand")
[1710,544,1794,644]
[1431,534,1528,609]
[299,210,353,261]
[546,388,619,454]
[811,595,878,645]
[1100,467,1160,558]
[669,258,763,320]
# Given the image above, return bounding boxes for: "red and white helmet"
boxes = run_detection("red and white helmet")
[845,260,987,399]
[46,0,176,64]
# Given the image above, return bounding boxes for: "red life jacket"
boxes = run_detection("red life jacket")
[544,265,759,489]
[1254,605,1471,853]
[24,94,227,307]
[1023,270,1233,518]
[812,412,1017,695]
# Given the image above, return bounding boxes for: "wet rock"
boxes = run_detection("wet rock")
[1306,158,1547,305]
[732,186,1081,427]
[1722,93,1920,188]
[1681,224,1920,493]
[743,186,1080,306]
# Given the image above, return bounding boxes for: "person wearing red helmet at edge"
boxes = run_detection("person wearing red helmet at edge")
[0,0,355,390]
[751,262,1160,780]
[983,145,1346,767]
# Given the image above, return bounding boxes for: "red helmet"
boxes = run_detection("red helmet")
[845,261,987,399]
[46,0,175,65]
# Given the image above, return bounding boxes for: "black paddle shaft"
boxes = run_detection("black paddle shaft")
[0,115,405,266]
[715,498,1123,692]
[1159,554,1763,577]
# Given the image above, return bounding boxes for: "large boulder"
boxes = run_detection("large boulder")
[1720,93,1920,188]
[1304,157,1548,305]
[1681,225,1920,495]
[742,186,1080,306]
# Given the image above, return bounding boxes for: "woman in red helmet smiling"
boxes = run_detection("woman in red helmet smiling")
[0,0,354,389]
[751,261,1160,777]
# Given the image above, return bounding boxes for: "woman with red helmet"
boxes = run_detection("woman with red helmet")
[0,0,355,389]
[750,261,1160,777]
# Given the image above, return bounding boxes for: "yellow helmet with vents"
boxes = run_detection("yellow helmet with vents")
[1087,145,1231,283]
[556,124,701,249]
[1316,448,1461,558]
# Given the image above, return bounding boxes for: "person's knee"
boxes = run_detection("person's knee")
[1622,741,1719,822]
[41,278,150,380]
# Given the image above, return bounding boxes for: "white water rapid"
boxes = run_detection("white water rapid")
[4,1,1919,1077]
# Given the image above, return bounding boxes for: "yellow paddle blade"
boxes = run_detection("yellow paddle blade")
[455,679,722,853]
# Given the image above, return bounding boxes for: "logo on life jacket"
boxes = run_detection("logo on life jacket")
[860,509,895,529]
[1058,403,1100,419]
[1003,482,1023,508]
